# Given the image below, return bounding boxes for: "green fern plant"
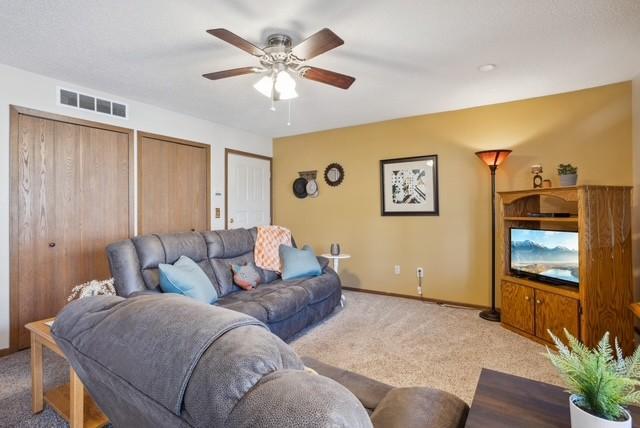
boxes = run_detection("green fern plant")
[557,163,578,175]
[546,329,640,421]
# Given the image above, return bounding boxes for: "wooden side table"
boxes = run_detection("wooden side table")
[25,319,109,428]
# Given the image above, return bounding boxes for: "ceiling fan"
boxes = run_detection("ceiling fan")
[202,28,355,101]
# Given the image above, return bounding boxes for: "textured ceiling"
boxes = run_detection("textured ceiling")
[1,0,639,137]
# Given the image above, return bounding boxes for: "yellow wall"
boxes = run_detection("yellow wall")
[273,82,632,306]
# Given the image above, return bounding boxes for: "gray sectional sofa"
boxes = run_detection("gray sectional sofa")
[106,227,341,341]
[52,294,469,428]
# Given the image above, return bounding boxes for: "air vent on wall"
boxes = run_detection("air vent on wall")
[58,87,128,119]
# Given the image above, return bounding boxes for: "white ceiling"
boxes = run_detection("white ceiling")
[1,0,639,137]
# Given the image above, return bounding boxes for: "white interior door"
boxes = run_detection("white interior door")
[227,152,271,229]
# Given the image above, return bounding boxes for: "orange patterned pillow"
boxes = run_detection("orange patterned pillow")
[254,226,292,273]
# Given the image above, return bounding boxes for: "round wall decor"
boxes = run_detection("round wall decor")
[306,179,319,198]
[324,163,345,187]
[293,177,308,198]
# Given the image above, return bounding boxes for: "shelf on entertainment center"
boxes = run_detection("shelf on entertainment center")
[502,275,580,299]
[503,216,578,223]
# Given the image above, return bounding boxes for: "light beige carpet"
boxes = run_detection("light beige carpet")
[291,290,563,404]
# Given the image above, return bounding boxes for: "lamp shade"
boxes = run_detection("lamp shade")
[475,150,512,167]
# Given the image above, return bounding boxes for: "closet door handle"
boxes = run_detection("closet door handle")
[524,296,530,301]
[536,299,543,305]
[48,242,56,248]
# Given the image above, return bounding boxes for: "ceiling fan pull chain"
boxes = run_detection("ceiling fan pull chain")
[287,100,292,126]
[270,97,276,112]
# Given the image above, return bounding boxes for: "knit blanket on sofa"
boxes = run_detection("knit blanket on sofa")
[254,225,292,272]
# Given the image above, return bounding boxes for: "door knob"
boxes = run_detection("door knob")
[524,296,530,301]
[536,299,542,304]
[48,242,56,248]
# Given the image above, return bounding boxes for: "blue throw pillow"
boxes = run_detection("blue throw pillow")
[279,244,322,281]
[159,256,218,304]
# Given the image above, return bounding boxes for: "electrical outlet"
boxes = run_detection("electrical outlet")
[417,267,424,278]
[394,265,401,275]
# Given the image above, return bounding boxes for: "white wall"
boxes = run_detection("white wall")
[0,63,272,349]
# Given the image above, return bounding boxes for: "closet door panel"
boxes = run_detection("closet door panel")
[138,133,209,235]
[17,115,57,349]
[12,108,133,351]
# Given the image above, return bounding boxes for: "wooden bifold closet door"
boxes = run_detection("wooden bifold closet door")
[10,107,133,350]
[137,132,210,235]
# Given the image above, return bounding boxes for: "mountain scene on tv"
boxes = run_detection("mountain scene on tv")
[511,229,579,284]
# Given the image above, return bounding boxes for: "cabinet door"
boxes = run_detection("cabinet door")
[535,290,580,342]
[501,281,534,334]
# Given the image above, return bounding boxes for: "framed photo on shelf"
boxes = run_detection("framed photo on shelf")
[380,154,439,216]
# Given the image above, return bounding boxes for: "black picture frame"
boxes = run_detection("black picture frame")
[380,154,439,216]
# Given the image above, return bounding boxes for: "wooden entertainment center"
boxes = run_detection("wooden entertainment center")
[498,185,634,353]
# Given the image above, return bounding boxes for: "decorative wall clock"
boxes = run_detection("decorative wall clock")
[324,163,344,187]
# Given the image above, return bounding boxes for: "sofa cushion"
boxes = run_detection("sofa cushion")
[217,283,310,323]
[131,232,220,293]
[277,270,340,304]
[211,252,255,296]
[159,256,218,304]
[370,387,469,428]
[202,229,255,258]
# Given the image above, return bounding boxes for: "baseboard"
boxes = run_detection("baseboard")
[342,286,490,311]
[0,347,14,357]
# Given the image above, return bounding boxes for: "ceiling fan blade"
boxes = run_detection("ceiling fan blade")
[291,28,344,61]
[299,67,355,89]
[206,28,266,57]
[202,67,263,80]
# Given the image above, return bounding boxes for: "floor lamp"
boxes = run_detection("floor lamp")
[475,149,512,322]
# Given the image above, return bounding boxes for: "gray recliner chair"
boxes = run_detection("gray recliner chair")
[52,294,468,428]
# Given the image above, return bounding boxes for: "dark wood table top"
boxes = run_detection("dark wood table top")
[465,368,640,427]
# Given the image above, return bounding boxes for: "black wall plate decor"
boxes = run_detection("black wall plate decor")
[324,163,344,186]
[293,177,308,198]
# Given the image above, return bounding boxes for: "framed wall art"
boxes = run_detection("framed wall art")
[380,154,439,216]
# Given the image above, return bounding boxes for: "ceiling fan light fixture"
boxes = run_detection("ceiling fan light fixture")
[253,75,274,98]
[275,70,297,96]
[253,70,298,100]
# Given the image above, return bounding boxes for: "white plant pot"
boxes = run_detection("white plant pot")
[559,174,578,186]
[569,395,631,428]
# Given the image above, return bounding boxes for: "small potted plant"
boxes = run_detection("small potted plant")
[547,329,640,427]
[558,163,578,186]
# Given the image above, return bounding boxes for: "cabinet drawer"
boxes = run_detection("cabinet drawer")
[534,289,580,342]
[501,281,534,335]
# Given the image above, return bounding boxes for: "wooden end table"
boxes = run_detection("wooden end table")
[25,318,109,428]
[466,368,640,427]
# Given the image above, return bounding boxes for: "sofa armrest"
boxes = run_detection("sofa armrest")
[370,387,469,428]
[301,356,392,411]
[317,256,330,272]
[106,240,147,297]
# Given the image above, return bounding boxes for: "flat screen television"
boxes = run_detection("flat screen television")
[510,227,579,287]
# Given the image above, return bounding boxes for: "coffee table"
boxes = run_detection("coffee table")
[26,318,109,428]
[465,368,640,427]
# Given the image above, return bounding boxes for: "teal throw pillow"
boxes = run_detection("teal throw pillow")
[159,256,218,304]
[279,244,322,281]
